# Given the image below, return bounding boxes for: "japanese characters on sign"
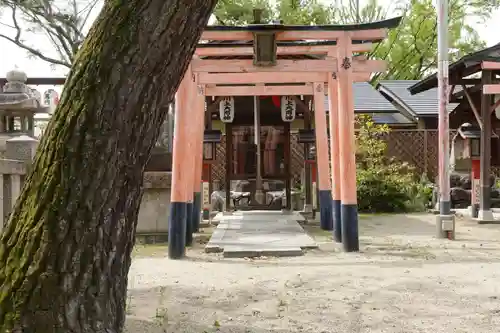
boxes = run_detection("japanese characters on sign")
[219,97,235,123]
[281,96,296,122]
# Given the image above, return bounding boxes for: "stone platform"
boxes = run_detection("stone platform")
[206,211,317,258]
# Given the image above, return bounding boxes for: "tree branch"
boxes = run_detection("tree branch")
[0,4,71,67]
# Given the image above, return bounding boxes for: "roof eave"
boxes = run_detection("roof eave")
[408,43,500,95]
[375,83,418,121]
[205,17,403,32]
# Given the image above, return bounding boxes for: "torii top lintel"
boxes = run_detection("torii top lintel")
[200,17,402,42]
[191,17,402,95]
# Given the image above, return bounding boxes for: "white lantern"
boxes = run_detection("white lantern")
[494,94,500,120]
[219,97,235,123]
[43,89,59,113]
[281,96,296,122]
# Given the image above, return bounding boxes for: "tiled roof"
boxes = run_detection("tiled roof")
[371,112,414,125]
[325,82,399,114]
[409,43,500,94]
[322,82,413,125]
[377,80,459,116]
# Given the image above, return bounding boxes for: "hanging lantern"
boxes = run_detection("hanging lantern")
[494,94,500,120]
[281,96,296,122]
[271,95,281,108]
[219,96,235,123]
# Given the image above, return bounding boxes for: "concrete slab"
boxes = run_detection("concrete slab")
[223,246,303,258]
[455,208,500,224]
[211,210,306,223]
[205,211,317,257]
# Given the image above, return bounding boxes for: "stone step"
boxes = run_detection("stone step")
[222,245,304,258]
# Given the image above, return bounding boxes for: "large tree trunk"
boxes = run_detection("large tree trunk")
[0,0,217,332]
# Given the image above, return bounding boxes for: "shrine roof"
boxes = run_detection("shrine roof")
[377,80,458,118]
[204,17,402,32]
[408,43,500,95]
[326,82,399,114]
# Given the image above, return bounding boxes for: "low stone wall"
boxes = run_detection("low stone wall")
[137,171,171,238]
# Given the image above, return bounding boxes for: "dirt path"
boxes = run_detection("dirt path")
[125,214,500,333]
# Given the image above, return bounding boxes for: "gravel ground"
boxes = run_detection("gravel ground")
[125,213,500,333]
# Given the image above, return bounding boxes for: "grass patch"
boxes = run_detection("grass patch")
[302,224,332,241]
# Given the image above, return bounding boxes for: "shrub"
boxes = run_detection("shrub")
[355,115,431,212]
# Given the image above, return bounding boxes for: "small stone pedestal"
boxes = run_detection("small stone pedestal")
[435,214,456,240]
[475,209,500,224]
[5,135,38,161]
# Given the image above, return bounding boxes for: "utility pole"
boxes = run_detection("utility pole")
[436,0,455,238]
[355,0,360,23]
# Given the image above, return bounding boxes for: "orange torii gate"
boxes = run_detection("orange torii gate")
[168,17,402,259]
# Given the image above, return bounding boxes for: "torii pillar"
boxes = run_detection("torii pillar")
[313,82,333,230]
[169,67,203,258]
[191,85,205,232]
[328,71,342,242]
[168,75,191,259]
[183,73,196,247]
[337,34,359,252]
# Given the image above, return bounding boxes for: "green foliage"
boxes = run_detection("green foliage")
[276,0,334,25]
[372,0,496,81]
[355,115,431,212]
[213,0,274,25]
[214,0,499,82]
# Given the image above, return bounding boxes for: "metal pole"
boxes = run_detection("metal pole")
[356,0,360,23]
[436,0,455,238]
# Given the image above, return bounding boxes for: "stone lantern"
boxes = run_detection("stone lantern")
[0,69,49,155]
[452,123,498,217]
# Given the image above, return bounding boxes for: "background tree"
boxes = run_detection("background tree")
[0,0,217,331]
[355,115,433,212]
[214,0,498,81]
[0,0,102,68]
[371,0,497,80]
[2,0,496,79]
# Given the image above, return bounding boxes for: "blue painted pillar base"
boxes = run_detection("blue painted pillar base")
[319,190,333,231]
[333,199,342,243]
[341,204,359,252]
[192,192,202,232]
[185,202,194,246]
[168,202,187,259]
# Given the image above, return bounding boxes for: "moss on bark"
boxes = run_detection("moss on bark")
[0,0,217,332]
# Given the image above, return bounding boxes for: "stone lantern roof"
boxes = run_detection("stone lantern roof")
[0,69,49,114]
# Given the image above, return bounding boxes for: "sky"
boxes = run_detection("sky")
[0,0,498,82]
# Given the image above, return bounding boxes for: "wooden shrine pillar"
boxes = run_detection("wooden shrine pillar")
[313,82,333,230]
[191,85,206,232]
[284,122,292,210]
[183,74,197,247]
[168,74,192,259]
[337,34,359,252]
[225,123,233,211]
[479,70,494,221]
[328,71,342,242]
[303,100,313,214]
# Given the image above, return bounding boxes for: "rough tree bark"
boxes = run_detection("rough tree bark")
[0,0,217,332]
